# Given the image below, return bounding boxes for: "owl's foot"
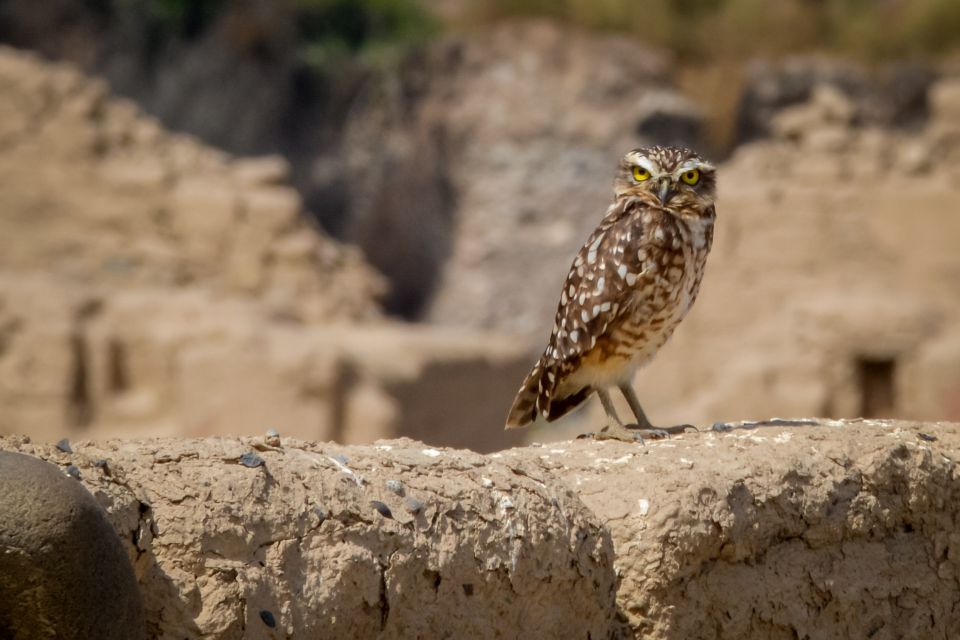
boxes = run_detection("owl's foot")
[586,423,647,444]
[625,423,698,439]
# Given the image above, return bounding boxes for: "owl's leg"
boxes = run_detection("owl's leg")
[591,388,646,443]
[618,383,694,438]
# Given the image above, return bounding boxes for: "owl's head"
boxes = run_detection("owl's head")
[614,146,716,215]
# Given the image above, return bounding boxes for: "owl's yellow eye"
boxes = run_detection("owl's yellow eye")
[632,166,651,182]
[680,169,701,185]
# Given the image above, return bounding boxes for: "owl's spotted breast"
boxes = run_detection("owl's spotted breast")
[561,204,714,393]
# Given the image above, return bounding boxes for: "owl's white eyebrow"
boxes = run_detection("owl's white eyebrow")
[634,157,659,175]
[675,160,711,175]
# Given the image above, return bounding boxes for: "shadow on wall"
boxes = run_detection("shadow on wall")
[380,356,532,451]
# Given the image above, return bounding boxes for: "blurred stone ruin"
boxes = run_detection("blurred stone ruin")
[0,46,527,452]
[0,13,959,450]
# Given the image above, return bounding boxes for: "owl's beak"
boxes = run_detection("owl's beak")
[658,179,674,206]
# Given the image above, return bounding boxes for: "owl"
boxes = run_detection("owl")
[505,146,717,442]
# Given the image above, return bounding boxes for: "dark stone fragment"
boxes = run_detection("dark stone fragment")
[259,609,276,628]
[371,500,393,519]
[239,452,264,468]
[312,504,327,524]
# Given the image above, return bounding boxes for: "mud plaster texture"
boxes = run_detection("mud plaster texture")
[0,434,616,639]
[2,418,960,639]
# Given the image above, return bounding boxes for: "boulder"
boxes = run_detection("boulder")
[0,450,145,640]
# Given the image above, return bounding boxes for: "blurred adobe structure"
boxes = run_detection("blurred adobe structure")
[1,8,960,450]
[0,47,527,451]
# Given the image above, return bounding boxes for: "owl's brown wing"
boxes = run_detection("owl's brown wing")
[505,198,653,427]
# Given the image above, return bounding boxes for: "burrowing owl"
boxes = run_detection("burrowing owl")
[505,146,716,442]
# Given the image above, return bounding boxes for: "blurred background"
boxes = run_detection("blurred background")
[1,0,959,451]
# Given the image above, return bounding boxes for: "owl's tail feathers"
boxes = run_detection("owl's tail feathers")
[505,361,593,428]
[505,361,543,429]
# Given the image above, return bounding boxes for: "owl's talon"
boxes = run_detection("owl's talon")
[589,424,646,444]
[624,423,695,438]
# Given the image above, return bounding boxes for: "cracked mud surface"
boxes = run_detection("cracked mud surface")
[3,419,960,638]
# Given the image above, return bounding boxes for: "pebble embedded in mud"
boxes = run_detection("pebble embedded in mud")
[371,500,393,519]
[312,504,326,524]
[259,610,276,628]
[239,452,264,468]
[386,479,405,495]
[404,496,424,515]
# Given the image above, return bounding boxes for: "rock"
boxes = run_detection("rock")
[0,44,383,318]
[735,57,934,144]
[0,436,618,639]
[0,47,405,445]
[770,83,857,142]
[0,451,145,639]
[3,420,960,637]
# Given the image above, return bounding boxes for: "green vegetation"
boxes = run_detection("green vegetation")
[476,0,960,60]
[295,0,438,70]
[96,0,437,69]
[90,0,960,67]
